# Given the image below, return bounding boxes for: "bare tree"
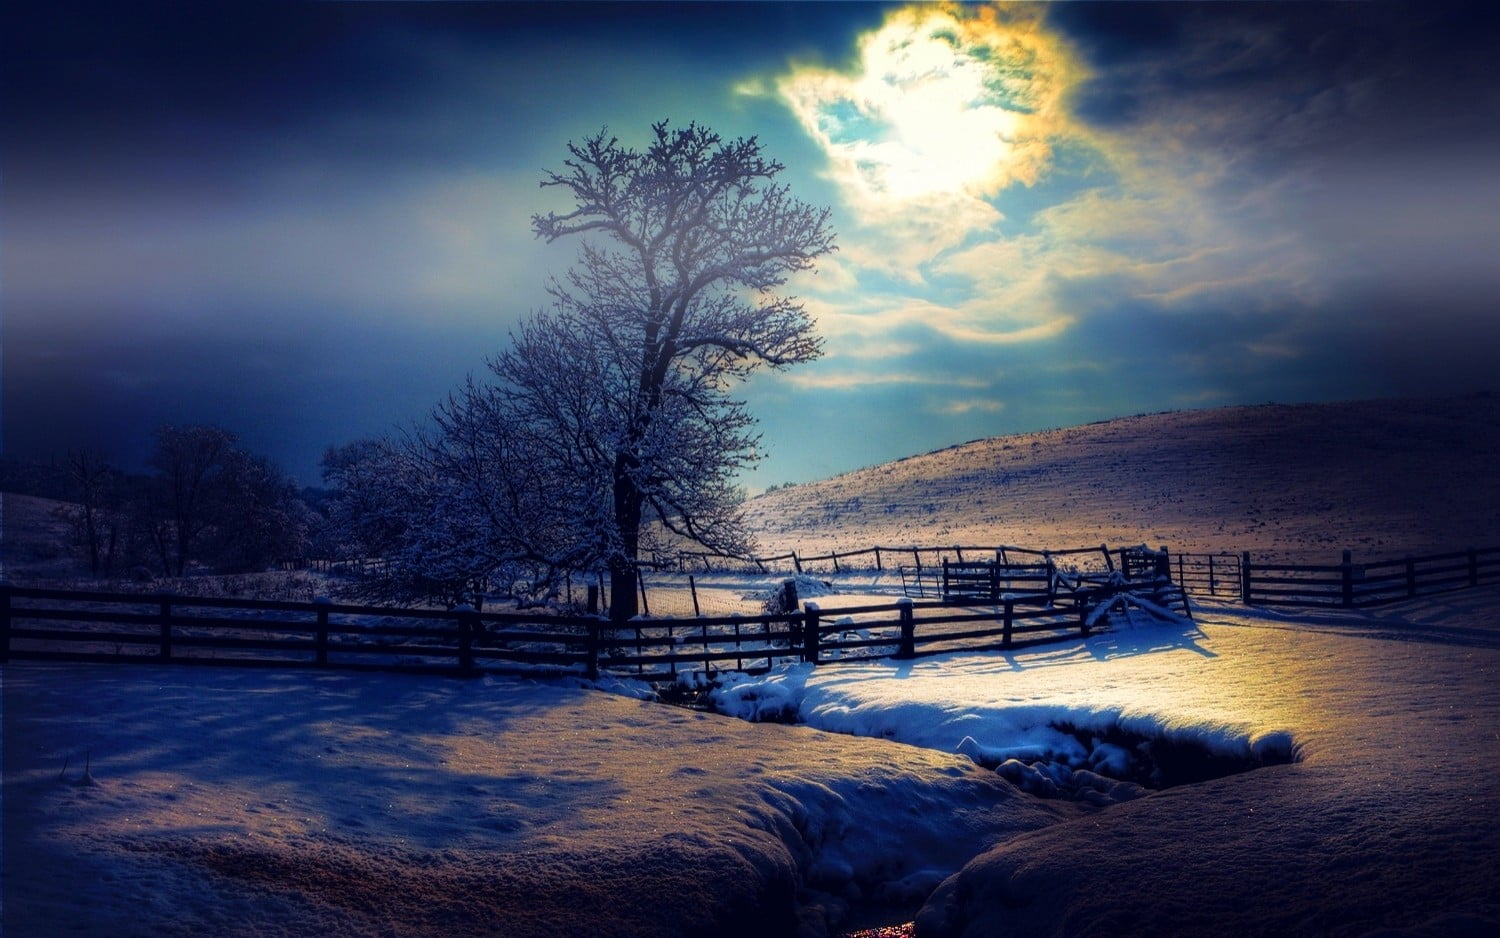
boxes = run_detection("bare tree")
[519,121,836,619]
[148,425,234,576]
[61,448,120,576]
[144,425,306,576]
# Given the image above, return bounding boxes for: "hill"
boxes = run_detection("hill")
[0,492,77,580]
[742,394,1500,562]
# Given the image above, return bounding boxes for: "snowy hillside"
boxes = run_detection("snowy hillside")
[0,493,76,580]
[743,394,1500,562]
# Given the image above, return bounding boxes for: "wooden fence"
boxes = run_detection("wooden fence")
[662,543,1122,576]
[1169,547,1500,607]
[0,578,1161,683]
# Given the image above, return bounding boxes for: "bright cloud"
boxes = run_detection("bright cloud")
[777,2,1083,211]
[784,369,989,392]
[934,398,1006,415]
[753,1,1364,453]
[765,0,1098,383]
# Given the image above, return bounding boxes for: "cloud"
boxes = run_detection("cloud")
[784,369,988,392]
[933,398,1006,415]
[777,2,1083,209]
[772,2,1092,289]
[766,0,1500,406]
[4,167,554,339]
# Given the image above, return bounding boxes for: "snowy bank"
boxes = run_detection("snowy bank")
[913,596,1500,936]
[711,610,1299,785]
[2,663,1065,937]
[709,593,1500,934]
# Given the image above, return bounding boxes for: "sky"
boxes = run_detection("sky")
[4,1,1499,490]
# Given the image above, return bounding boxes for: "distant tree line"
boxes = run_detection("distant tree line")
[46,425,313,579]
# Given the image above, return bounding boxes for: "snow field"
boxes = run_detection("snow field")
[909,595,1500,936]
[2,661,1067,937]
[5,587,1498,936]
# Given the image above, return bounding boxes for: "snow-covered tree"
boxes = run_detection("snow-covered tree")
[320,386,596,609]
[517,121,836,620]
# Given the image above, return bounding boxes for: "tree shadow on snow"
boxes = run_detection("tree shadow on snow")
[2,664,627,856]
[1209,588,1500,650]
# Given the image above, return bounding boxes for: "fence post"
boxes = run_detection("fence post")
[792,552,803,575]
[1240,551,1253,605]
[875,547,883,572]
[637,569,651,617]
[689,575,701,617]
[1155,545,1172,608]
[1405,556,1417,598]
[314,596,331,666]
[586,617,601,680]
[1208,554,1217,596]
[803,602,821,665]
[1341,550,1355,607]
[1469,548,1480,588]
[159,594,173,660]
[1,581,11,664]
[781,578,800,613]
[897,597,915,659]
[1002,597,1014,647]
[454,605,477,675]
[832,552,841,574]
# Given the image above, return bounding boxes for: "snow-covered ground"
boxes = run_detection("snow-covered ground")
[5,587,1499,936]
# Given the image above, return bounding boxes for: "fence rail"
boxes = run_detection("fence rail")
[0,577,1170,682]
[1168,546,1500,607]
[659,542,1122,576]
[19,541,1495,682]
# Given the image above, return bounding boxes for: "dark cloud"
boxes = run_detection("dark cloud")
[2,2,881,481]
[1051,1,1500,161]
[4,310,487,482]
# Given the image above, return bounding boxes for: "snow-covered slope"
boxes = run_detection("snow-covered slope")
[0,492,77,580]
[2,663,1068,938]
[913,596,1500,937]
[743,394,1500,562]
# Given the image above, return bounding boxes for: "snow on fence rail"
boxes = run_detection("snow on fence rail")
[0,581,1153,682]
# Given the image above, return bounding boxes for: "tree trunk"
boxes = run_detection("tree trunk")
[608,553,637,624]
[609,454,643,623]
[83,507,101,576]
[174,519,191,577]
